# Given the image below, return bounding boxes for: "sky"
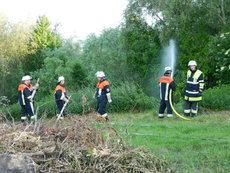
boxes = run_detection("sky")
[0,0,128,40]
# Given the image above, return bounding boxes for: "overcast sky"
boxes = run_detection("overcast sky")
[0,0,128,40]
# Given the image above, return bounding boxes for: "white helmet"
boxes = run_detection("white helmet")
[22,75,32,81]
[95,71,105,78]
[188,60,197,66]
[165,66,172,71]
[58,76,65,82]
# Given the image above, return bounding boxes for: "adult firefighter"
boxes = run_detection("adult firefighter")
[94,71,112,121]
[54,76,70,119]
[184,60,204,117]
[18,75,39,122]
[158,67,176,118]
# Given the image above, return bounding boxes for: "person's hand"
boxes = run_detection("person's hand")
[108,98,112,103]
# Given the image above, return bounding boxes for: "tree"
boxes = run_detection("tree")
[23,15,62,73]
[0,15,31,101]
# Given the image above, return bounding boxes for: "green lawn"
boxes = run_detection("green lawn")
[108,111,230,173]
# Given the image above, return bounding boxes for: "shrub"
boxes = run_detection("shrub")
[200,85,230,110]
[6,83,159,118]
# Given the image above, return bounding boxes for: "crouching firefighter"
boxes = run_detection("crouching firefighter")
[158,67,176,118]
[54,76,70,120]
[18,75,39,122]
[184,60,204,117]
[94,71,112,121]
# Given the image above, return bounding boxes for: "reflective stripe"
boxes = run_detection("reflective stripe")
[187,81,199,84]
[185,90,199,94]
[98,89,102,96]
[193,70,202,80]
[159,83,162,100]
[192,109,198,113]
[167,114,173,117]
[184,109,190,113]
[21,91,25,105]
[200,83,205,86]
[199,80,204,82]
[21,116,27,120]
[158,114,164,117]
[101,113,108,118]
[185,96,202,101]
[165,83,169,100]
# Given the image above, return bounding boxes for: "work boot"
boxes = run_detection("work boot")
[191,113,196,117]
[105,116,110,122]
[158,114,164,118]
[184,113,190,117]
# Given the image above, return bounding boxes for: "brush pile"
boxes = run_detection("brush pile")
[0,114,171,173]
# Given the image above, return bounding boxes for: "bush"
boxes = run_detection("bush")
[6,83,158,118]
[200,85,230,110]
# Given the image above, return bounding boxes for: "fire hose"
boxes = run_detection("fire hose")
[169,89,191,121]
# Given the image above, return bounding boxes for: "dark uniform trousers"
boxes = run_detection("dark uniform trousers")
[159,100,172,114]
[97,95,108,115]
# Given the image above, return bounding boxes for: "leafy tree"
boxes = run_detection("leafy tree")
[82,28,131,85]
[209,31,230,85]
[0,15,31,101]
[23,15,62,73]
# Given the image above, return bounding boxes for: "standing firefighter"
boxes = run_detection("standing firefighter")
[18,75,39,122]
[184,60,204,117]
[158,67,176,118]
[95,71,112,121]
[54,76,70,119]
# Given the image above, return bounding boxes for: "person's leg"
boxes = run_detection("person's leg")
[166,101,173,117]
[56,101,64,119]
[20,105,27,122]
[184,100,191,117]
[159,100,166,118]
[191,102,198,117]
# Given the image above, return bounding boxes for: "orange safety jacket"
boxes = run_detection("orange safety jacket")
[158,75,176,101]
[18,83,33,105]
[54,84,67,101]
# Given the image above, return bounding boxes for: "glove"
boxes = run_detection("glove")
[106,93,112,103]
[27,96,33,102]
[35,82,39,88]
[93,92,97,99]
[63,97,70,103]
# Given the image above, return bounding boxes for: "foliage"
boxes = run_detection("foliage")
[30,45,88,100]
[82,28,131,85]
[121,10,161,87]
[200,85,230,110]
[22,15,62,73]
[6,82,158,118]
[208,31,230,85]
[0,15,31,101]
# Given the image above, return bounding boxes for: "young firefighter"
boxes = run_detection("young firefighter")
[184,60,204,117]
[54,76,70,119]
[158,67,176,118]
[94,71,112,121]
[18,75,39,122]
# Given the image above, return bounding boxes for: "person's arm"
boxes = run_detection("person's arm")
[104,85,112,103]
[170,81,176,92]
[24,88,32,102]
[198,73,204,91]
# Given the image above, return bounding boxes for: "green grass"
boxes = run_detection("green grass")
[109,111,230,173]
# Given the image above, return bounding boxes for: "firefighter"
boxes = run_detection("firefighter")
[184,60,204,117]
[158,67,176,118]
[94,71,112,120]
[54,76,70,119]
[18,75,39,122]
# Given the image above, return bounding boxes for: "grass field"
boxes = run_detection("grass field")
[109,111,230,173]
